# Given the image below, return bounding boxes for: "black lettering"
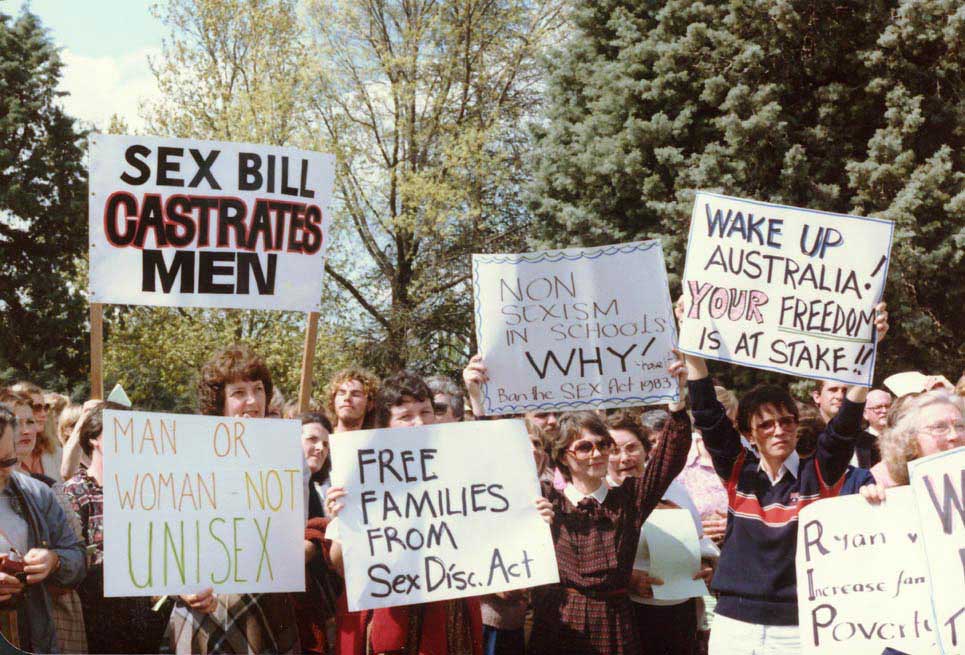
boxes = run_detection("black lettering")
[238,153,262,190]
[142,250,195,293]
[105,192,138,246]
[197,251,235,294]
[157,146,184,186]
[120,144,151,185]
[188,149,221,189]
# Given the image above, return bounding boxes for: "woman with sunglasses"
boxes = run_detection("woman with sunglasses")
[676,303,887,655]
[527,361,691,655]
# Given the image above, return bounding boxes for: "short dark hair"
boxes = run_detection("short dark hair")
[737,385,799,434]
[550,411,610,482]
[0,406,17,444]
[375,371,432,428]
[300,411,333,433]
[605,411,653,455]
[79,401,129,457]
[198,344,273,416]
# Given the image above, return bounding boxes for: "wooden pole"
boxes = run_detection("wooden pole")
[90,303,104,400]
[297,312,320,414]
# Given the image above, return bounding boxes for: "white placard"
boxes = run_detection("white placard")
[89,133,335,311]
[909,447,965,655]
[472,241,678,415]
[102,410,306,596]
[796,489,937,654]
[329,419,559,611]
[680,192,893,386]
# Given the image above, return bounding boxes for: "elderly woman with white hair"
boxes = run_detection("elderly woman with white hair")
[863,389,964,498]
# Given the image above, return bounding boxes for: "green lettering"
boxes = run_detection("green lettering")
[233,517,247,583]
[208,518,231,584]
[255,516,273,581]
[128,521,153,588]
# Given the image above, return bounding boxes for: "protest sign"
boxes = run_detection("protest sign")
[679,192,894,386]
[796,489,937,654]
[640,509,707,601]
[102,410,306,596]
[909,447,965,655]
[329,419,558,611]
[472,241,678,415]
[88,133,335,312]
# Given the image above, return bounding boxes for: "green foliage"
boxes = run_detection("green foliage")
[306,0,566,376]
[0,9,88,391]
[528,0,965,388]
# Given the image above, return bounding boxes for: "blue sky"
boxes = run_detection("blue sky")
[16,0,164,130]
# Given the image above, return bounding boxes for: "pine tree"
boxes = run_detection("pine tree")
[0,9,88,391]
[528,0,964,387]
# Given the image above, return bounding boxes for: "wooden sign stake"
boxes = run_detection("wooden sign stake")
[297,312,320,414]
[90,303,105,400]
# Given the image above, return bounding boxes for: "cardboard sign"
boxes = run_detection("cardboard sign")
[679,192,893,386]
[329,419,559,611]
[796,489,937,654]
[102,410,306,596]
[909,447,965,655]
[88,133,335,311]
[472,241,678,415]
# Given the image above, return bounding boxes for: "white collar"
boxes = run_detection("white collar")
[867,425,881,437]
[564,480,609,506]
[757,450,800,484]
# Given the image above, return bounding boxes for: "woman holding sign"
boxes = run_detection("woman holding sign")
[527,360,692,655]
[165,344,301,655]
[678,303,888,655]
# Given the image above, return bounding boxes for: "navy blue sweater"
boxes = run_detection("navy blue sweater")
[689,377,863,626]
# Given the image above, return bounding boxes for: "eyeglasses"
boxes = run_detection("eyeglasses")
[753,416,798,434]
[567,437,615,459]
[0,457,18,468]
[920,422,965,437]
[30,404,44,413]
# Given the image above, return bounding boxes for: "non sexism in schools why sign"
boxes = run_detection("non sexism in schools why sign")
[909,447,965,655]
[102,410,306,596]
[89,133,335,312]
[472,241,678,415]
[796,489,937,655]
[329,419,559,611]
[679,192,894,386]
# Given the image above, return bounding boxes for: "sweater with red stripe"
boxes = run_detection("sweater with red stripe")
[688,377,863,626]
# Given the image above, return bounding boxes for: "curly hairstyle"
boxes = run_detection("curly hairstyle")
[198,344,273,417]
[374,371,431,428]
[605,411,653,456]
[880,390,964,485]
[549,411,610,482]
[326,367,380,421]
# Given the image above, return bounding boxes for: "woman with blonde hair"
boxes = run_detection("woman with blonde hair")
[868,389,964,488]
[8,383,62,482]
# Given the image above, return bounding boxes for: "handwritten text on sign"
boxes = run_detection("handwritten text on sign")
[88,133,335,311]
[796,490,937,655]
[330,419,558,611]
[102,411,306,596]
[679,193,893,386]
[472,241,678,414]
[909,447,965,655]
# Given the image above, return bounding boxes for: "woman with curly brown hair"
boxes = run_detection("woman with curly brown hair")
[165,343,302,654]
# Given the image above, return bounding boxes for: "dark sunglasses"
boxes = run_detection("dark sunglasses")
[0,456,19,468]
[568,436,615,458]
[754,416,798,433]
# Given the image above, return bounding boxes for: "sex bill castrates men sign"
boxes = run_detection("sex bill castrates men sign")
[472,241,678,415]
[102,410,306,596]
[679,192,894,386]
[89,133,335,312]
[329,419,558,611]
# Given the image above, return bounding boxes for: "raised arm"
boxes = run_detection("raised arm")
[684,353,743,481]
[815,302,889,486]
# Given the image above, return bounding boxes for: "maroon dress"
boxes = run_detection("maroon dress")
[529,411,692,655]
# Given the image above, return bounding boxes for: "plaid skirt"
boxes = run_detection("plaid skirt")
[529,586,639,655]
[166,593,300,654]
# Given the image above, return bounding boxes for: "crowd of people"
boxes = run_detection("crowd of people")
[0,301,963,655]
